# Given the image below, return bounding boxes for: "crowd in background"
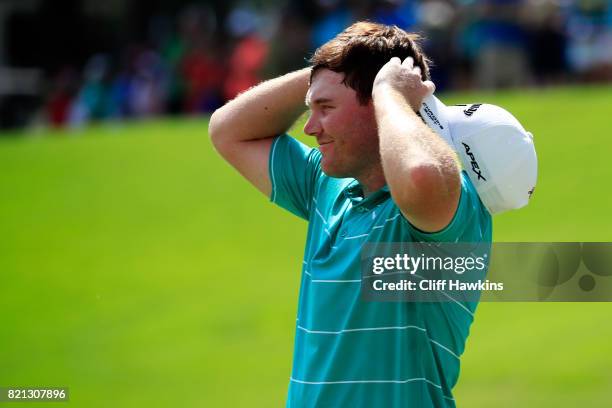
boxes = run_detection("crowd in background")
[44,0,612,128]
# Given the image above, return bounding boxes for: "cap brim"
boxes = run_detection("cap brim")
[419,94,453,147]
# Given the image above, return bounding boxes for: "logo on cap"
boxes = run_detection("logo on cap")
[422,103,444,130]
[463,104,482,117]
[528,187,535,199]
[462,142,487,181]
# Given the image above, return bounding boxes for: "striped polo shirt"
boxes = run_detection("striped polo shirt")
[269,135,492,407]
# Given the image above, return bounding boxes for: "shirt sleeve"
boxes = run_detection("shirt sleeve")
[404,171,492,242]
[268,134,323,220]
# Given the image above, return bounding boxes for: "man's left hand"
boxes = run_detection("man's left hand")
[373,57,435,111]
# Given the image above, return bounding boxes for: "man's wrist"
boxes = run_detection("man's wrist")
[372,82,399,100]
[373,85,420,118]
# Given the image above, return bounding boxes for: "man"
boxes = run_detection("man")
[210,22,491,407]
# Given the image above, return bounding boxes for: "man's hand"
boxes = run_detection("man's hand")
[373,57,460,233]
[373,57,435,111]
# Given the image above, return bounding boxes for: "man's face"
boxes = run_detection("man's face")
[304,69,379,178]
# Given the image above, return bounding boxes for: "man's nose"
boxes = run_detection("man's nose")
[303,114,322,137]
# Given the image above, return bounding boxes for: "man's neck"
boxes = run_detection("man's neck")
[356,165,386,198]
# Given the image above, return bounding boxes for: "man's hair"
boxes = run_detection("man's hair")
[309,21,431,105]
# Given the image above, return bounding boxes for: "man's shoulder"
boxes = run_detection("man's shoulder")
[378,173,492,244]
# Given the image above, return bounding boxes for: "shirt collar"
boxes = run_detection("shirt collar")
[343,180,391,210]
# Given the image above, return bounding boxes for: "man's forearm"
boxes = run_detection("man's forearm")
[373,86,461,229]
[209,68,311,144]
[374,87,459,188]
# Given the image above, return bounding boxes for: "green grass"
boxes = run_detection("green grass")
[1,85,611,407]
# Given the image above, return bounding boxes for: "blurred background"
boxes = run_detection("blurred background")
[1,1,612,408]
[0,0,610,130]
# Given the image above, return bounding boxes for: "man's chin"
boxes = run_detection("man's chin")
[321,161,350,179]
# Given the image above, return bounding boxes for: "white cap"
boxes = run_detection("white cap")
[419,94,538,215]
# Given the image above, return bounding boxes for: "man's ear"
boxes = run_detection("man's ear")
[366,98,377,113]
[363,95,374,108]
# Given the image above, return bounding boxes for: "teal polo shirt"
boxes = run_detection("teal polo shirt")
[269,135,492,408]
